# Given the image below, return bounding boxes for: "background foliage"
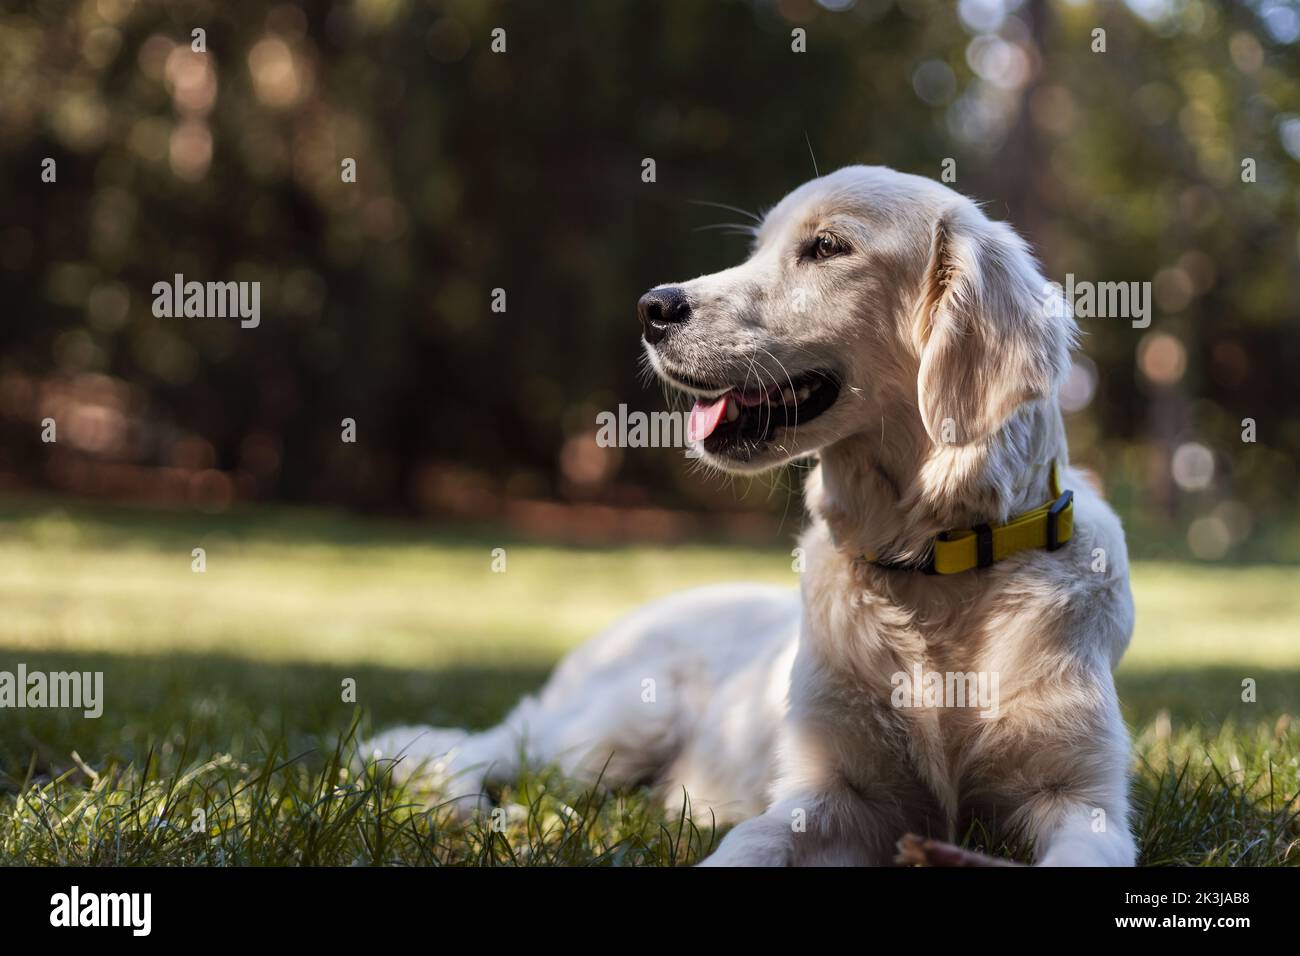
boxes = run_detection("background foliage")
[1,0,1298,561]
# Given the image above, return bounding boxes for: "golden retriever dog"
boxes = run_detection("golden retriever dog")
[364,166,1137,866]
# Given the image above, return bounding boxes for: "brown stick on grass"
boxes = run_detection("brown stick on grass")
[895,833,1024,867]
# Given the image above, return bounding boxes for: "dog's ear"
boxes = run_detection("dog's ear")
[915,204,1071,446]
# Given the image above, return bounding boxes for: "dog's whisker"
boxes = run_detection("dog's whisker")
[692,223,760,238]
[757,346,800,450]
[688,199,762,224]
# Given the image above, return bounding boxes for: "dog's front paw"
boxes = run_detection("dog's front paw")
[697,835,789,867]
[1035,822,1137,867]
[697,846,787,867]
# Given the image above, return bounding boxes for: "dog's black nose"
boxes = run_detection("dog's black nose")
[637,287,691,345]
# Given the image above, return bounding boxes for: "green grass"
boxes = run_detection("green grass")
[0,499,1297,866]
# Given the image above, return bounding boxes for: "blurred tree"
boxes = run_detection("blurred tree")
[0,0,1296,560]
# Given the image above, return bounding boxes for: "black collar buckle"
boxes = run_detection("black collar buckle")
[1046,490,1073,552]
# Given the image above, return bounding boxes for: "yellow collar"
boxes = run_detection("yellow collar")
[868,462,1074,576]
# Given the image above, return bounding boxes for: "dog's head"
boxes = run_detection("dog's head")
[640,165,1072,474]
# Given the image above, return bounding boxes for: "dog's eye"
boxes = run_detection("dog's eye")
[811,233,847,260]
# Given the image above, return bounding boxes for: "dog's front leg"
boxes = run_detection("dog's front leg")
[1032,801,1137,867]
[699,789,898,866]
[697,797,809,867]
[1023,717,1136,864]
[1004,754,1137,866]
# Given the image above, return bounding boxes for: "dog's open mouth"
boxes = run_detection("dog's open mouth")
[683,369,840,453]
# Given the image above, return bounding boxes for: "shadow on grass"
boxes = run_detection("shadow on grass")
[0,645,549,786]
[1117,666,1300,729]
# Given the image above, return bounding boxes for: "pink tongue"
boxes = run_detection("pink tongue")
[688,395,729,442]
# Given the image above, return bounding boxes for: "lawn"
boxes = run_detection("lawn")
[0,499,1297,866]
